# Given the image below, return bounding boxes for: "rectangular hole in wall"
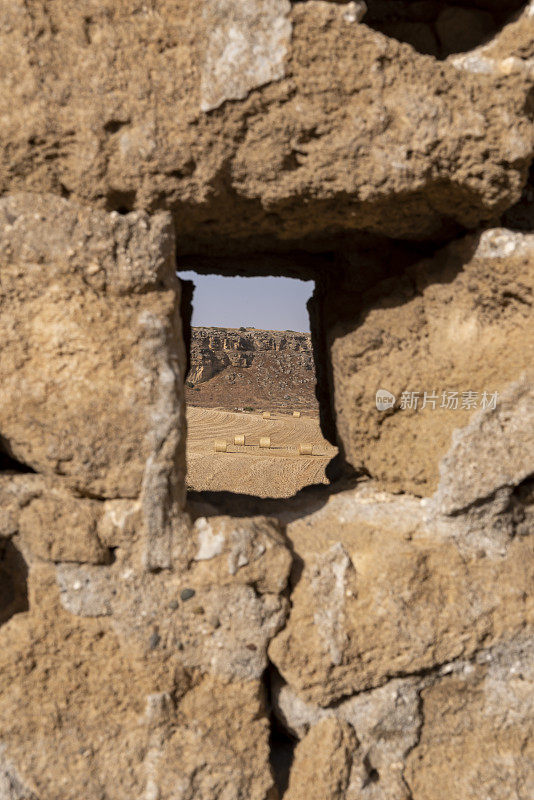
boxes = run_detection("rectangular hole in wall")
[177,269,341,511]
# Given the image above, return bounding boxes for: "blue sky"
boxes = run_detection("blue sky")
[178,272,314,332]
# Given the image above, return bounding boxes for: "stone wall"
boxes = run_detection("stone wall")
[0,0,532,251]
[326,229,534,494]
[0,1,533,798]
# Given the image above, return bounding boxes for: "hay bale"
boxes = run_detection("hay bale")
[262,411,271,419]
[292,411,301,418]
[234,434,245,446]
[299,443,313,455]
[259,437,271,449]
[214,439,227,453]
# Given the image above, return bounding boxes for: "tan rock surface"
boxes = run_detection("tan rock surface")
[190,514,292,594]
[51,514,292,683]
[406,637,534,800]
[0,484,292,798]
[329,230,534,495]
[55,561,288,680]
[274,636,534,800]
[200,0,292,112]
[284,717,358,800]
[0,193,184,501]
[274,673,421,800]
[0,474,43,540]
[0,563,279,800]
[148,675,277,800]
[18,492,109,564]
[0,1,533,796]
[270,485,533,705]
[0,191,296,798]
[0,563,175,799]
[0,2,532,250]
[0,193,188,573]
[450,0,534,79]
[436,375,534,514]
[270,383,534,704]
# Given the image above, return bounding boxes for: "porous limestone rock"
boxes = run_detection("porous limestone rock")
[267,378,533,794]
[0,562,282,799]
[269,381,534,704]
[0,193,187,571]
[274,636,534,800]
[55,562,288,680]
[0,189,295,799]
[405,636,534,800]
[283,717,358,800]
[0,504,292,798]
[53,515,292,681]
[18,492,109,565]
[450,0,534,79]
[0,193,183,500]
[200,0,292,112]
[0,2,532,251]
[0,743,37,800]
[274,673,421,799]
[0,474,44,540]
[328,230,534,495]
[142,676,278,800]
[269,486,533,705]
[0,1,533,797]
[190,515,293,594]
[436,376,534,514]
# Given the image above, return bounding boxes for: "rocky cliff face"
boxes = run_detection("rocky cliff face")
[188,327,313,384]
[186,327,318,412]
[0,2,533,799]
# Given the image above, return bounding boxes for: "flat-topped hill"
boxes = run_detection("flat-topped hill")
[186,326,318,414]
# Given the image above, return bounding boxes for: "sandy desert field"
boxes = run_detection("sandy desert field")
[186,406,338,497]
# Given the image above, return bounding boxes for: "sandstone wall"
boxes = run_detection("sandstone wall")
[326,229,534,494]
[0,1,533,798]
[0,0,532,251]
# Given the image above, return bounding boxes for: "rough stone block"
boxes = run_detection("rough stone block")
[269,393,534,703]
[329,230,534,494]
[19,493,108,564]
[0,194,185,508]
[0,3,531,249]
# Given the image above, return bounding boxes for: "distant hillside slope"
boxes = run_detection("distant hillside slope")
[185,327,318,413]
